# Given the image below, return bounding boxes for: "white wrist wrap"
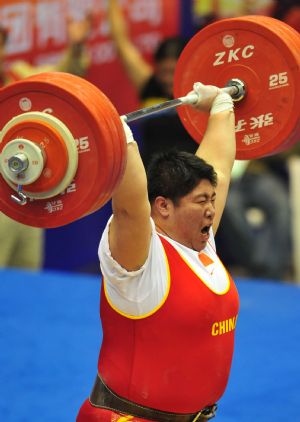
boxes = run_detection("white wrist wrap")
[121,118,135,144]
[210,92,234,115]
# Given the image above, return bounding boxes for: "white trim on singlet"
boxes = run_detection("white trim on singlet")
[98,217,230,318]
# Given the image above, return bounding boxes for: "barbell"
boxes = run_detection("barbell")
[0,15,299,229]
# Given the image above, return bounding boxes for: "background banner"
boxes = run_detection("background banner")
[0,0,180,113]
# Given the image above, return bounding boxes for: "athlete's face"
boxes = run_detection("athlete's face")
[154,57,177,98]
[171,179,216,251]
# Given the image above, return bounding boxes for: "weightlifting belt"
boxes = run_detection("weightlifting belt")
[89,374,217,422]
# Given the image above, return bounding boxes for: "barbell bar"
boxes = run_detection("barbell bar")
[1,79,243,207]
[0,15,299,229]
[1,77,244,203]
[123,81,243,123]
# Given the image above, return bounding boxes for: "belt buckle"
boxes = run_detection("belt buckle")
[192,404,218,421]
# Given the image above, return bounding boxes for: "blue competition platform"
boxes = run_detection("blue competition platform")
[1,269,300,422]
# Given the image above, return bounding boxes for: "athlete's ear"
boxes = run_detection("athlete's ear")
[153,196,173,218]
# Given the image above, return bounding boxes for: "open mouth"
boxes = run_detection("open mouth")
[201,225,211,235]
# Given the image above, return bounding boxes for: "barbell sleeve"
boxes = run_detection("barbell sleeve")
[122,80,244,123]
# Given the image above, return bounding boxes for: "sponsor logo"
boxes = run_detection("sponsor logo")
[213,45,254,66]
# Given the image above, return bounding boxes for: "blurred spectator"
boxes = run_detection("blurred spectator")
[216,160,292,280]
[271,0,300,32]
[107,0,197,167]
[0,15,91,270]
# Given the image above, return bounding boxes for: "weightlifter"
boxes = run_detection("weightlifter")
[76,82,239,421]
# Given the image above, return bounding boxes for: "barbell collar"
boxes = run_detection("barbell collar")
[11,185,27,206]
[224,78,246,102]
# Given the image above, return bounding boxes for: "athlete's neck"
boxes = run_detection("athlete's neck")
[155,224,172,239]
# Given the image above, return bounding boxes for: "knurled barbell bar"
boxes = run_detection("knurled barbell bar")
[0,15,299,229]
[123,78,244,123]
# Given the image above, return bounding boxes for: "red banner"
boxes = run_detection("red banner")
[0,0,181,113]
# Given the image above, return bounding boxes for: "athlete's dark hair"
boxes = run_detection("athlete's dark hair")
[154,36,187,63]
[147,150,217,205]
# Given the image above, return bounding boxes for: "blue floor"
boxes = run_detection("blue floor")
[1,269,300,421]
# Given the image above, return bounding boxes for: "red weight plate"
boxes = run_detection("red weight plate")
[78,80,126,216]
[174,16,300,160]
[67,80,116,217]
[71,75,127,217]
[86,111,126,215]
[0,120,69,193]
[38,73,122,208]
[0,72,126,228]
[252,17,300,155]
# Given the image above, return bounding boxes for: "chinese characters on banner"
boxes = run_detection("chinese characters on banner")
[0,0,180,112]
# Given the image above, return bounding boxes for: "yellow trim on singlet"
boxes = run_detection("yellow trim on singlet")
[174,246,231,295]
[103,247,171,320]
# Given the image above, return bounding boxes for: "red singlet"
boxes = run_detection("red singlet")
[96,235,240,413]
